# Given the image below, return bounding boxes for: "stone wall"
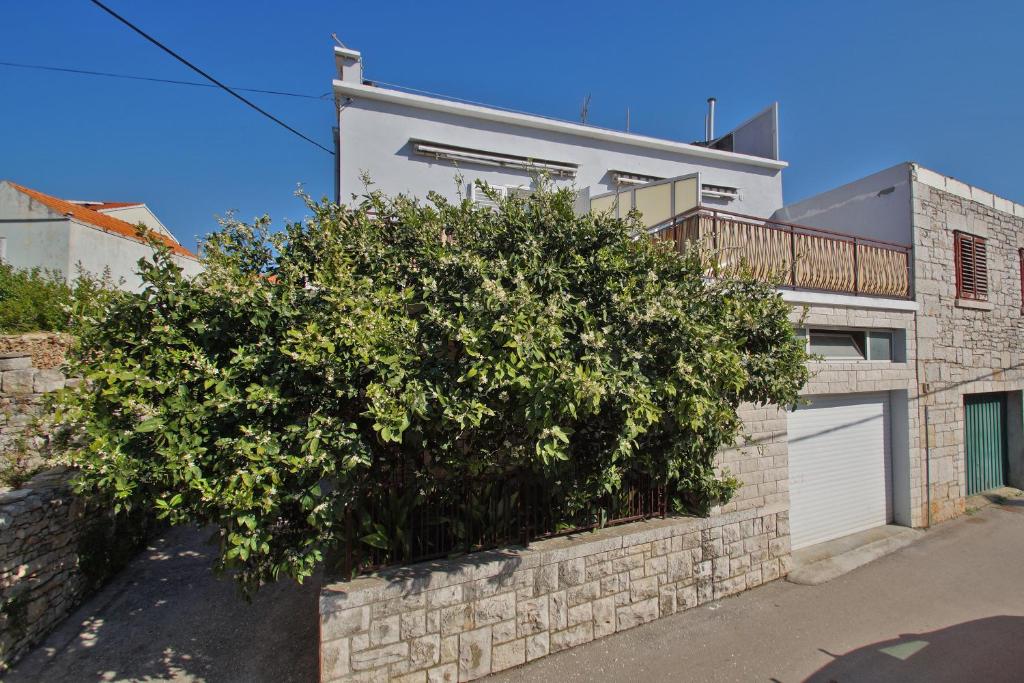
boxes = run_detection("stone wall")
[911,172,1024,521]
[0,467,149,669]
[319,504,789,682]
[0,333,73,370]
[1,351,74,487]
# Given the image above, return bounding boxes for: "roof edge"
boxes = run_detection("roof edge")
[911,162,1024,219]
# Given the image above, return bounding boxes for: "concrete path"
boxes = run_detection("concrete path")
[10,500,1024,682]
[7,525,319,683]
[493,499,1024,683]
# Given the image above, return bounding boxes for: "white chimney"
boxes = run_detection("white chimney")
[334,46,363,84]
[705,97,717,143]
[0,236,6,264]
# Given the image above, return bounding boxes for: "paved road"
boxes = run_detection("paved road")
[10,500,1024,682]
[8,526,319,683]
[494,499,1024,683]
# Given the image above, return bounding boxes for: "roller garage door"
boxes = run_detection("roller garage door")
[788,393,892,550]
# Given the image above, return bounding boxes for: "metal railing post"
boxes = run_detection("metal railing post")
[789,224,797,287]
[853,237,860,294]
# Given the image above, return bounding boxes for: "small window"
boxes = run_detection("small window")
[955,232,988,300]
[809,329,866,360]
[867,331,893,361]
[469,184,532,210]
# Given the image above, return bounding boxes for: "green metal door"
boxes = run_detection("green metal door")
[964,393,1008,495]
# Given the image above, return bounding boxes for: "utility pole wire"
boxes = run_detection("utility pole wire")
[0,61,330,100]
[89,0,334,155]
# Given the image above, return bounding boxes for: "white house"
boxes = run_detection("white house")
[331,47,786,219]
[0,180,201,290]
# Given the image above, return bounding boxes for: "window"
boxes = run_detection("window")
[804,328,895,362]
[413,140,578,177]
[469,183,532,209]
[808,329,866,360]
[867,331,893,361]
[955,232,988,300]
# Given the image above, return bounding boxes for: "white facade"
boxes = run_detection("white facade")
[333,48,787,219]
[72,202,178,241]
[0,181,202,291]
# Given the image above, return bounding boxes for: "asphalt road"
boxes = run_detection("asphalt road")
[10,499,1024,682]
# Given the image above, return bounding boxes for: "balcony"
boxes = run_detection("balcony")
[651,207,912,299]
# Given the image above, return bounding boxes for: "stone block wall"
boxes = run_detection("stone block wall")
[0,467,149,670]
[1,351,75,486]
[0,333,73,370]
[911,172,1024,521]
[319,504,789,682]
[0,468,90,666]
[716,404,787,514]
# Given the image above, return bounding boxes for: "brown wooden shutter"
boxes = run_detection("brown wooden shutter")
[955,232,988,300]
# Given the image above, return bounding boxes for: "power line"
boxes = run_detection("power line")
[0,60,330,100]
[89,0,334,155]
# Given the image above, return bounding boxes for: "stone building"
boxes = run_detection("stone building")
[779,162,1024,524]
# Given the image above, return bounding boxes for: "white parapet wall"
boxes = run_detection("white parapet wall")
[319,504,790,682]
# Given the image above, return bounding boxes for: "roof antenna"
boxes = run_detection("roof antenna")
[331,33,347,49]
[626,107,631,132]
[580,93,591,124]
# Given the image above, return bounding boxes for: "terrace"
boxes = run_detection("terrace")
[590,176,912,300]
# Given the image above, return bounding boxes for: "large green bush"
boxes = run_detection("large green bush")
[0,263,117,334]
[60,183,809,591]
[0,265,73,333]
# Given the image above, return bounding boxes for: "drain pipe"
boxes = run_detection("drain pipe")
[913,308,932,528]
[924,405,932,528]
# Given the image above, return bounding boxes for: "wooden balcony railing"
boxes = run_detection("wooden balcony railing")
[652,208,912,299]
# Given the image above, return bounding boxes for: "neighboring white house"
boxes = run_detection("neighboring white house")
[0,180,201,290]
[331,47,787,219]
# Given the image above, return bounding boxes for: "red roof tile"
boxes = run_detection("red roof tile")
[6,182,197,260]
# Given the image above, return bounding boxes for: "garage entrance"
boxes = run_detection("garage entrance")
[964,393,1009,495]
[788,393,893,550]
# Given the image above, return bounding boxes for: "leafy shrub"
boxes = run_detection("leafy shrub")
[0,263,118,334]
[0,265,73,333]
[59,183,809,592]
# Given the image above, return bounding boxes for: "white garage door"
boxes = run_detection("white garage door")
[788,393,892,550]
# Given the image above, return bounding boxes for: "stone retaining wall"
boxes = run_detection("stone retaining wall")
[0,468,89,666]
[0,467,150,669]
[0,333,73,371]
[1,351,75,486]
[319,503,789,682]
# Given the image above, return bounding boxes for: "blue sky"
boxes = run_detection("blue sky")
[2,1,1022,251]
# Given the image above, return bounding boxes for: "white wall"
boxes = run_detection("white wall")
[0,187,71,274]
[337,98,785,218]
[772,163,914,245]
[97,205,177,241]
[66,220,202,290]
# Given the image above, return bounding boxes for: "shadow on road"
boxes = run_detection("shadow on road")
[8,526,319,683]
[805,616,1024,683]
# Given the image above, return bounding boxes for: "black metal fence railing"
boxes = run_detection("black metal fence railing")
[340,469,666,575]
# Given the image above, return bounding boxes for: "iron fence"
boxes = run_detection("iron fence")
[341,467,666,575]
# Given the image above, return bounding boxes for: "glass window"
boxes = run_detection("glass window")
[809,329,866,360]
[867,331,893,361]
